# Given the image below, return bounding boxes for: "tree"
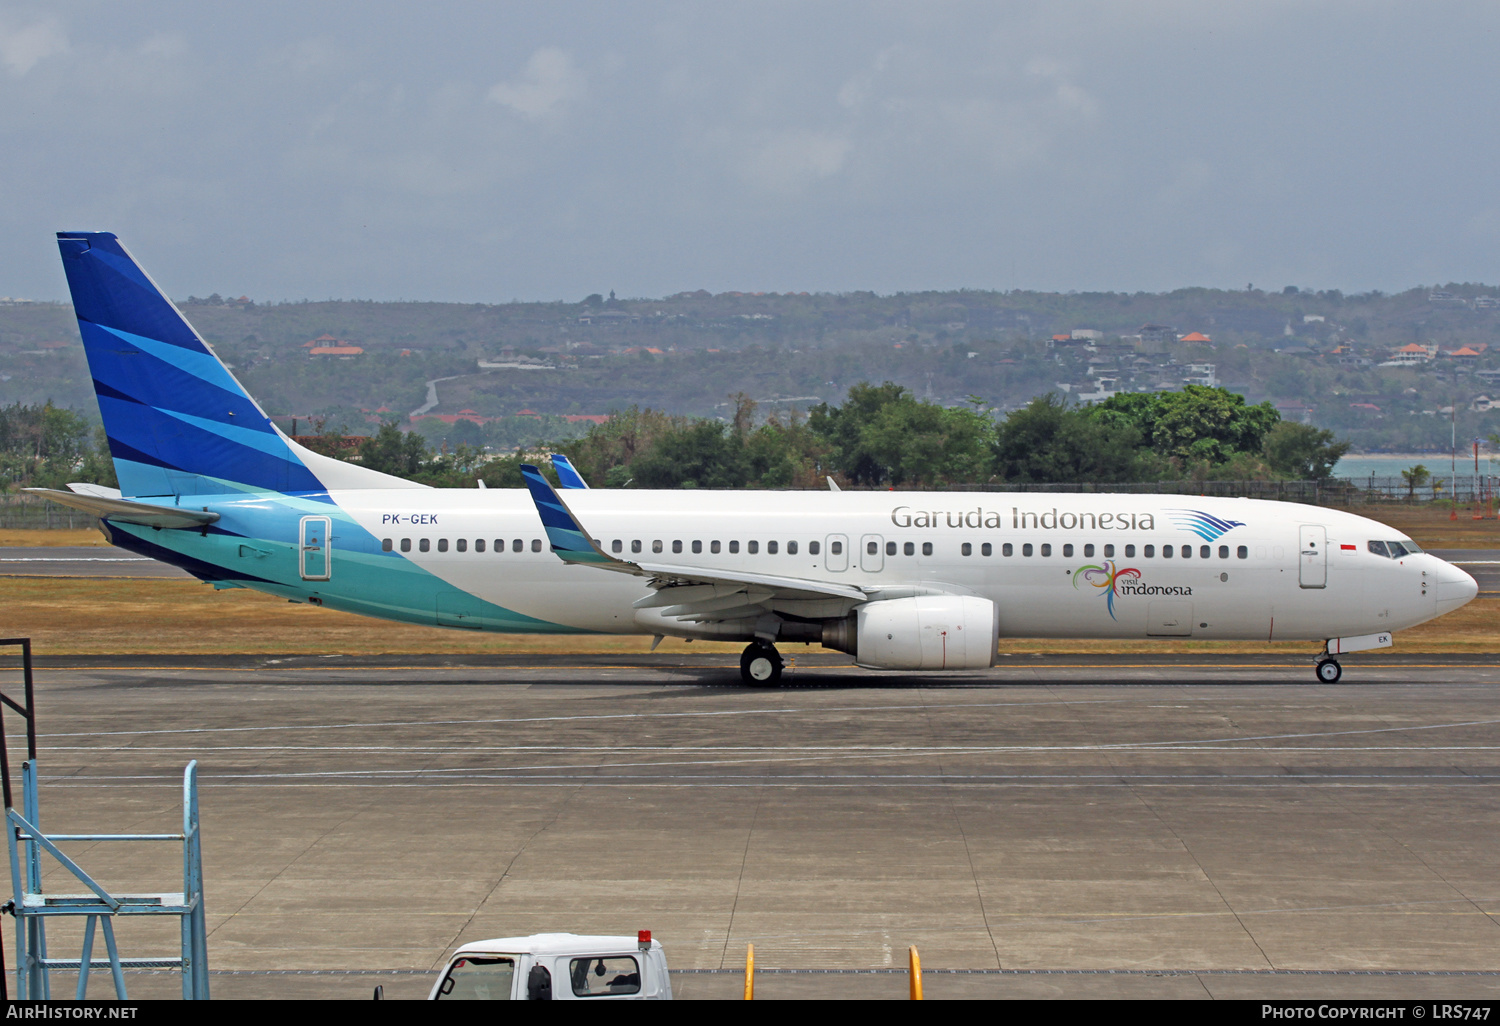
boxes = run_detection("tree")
[1262,422,1350,480]
[1401,464,1430,501]
[357,422,429,479]
[1087,386,1280,466]
[992,394,1149,483]
[808,382,992,486]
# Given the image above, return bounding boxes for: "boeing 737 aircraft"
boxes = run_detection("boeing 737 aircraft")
[30,232,1479,684]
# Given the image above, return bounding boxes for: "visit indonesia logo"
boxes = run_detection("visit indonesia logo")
[1073,560,1140,620]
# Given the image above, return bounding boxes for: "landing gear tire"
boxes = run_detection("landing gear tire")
[1315,658,1342,684]
[740,643,783,686]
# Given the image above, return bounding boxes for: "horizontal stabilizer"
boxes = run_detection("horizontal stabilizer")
[23,487,220,530]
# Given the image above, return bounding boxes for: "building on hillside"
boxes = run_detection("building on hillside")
[1179,331,1213,345]
[1274,400,1314,423]
[1475,296,1500,309]
[309,344,363,359]
[1138,324,1176,344]
[1379,343,1436,367]
[1441,346,1481,364]
[1070,329,1103,341]
[1182,363,1217,387]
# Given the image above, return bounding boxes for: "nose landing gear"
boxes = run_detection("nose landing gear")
[1315,658,1342,684]
[740,642,783,686]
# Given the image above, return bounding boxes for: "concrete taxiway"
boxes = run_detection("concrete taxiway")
[3,653,1500,999]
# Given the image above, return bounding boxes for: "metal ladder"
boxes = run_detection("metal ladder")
[1,638,209,1000]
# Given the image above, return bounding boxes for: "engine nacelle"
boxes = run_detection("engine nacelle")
[847,595,998,670]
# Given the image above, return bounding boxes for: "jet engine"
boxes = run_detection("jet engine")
[821,595,998,670]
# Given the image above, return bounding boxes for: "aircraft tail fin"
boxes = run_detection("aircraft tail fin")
[56,232,424,497]
[550,454,589,489]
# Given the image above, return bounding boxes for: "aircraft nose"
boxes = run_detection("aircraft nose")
[1433,560,1479,615]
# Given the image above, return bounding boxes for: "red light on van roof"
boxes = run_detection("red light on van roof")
[638,930,651,946]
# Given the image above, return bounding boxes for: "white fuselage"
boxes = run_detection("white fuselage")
[297,489,1472,643]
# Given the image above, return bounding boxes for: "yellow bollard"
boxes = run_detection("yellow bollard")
[745,942,755,1000]
[909,945,923,1000]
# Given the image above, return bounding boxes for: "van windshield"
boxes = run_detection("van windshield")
[436,956,516,1000]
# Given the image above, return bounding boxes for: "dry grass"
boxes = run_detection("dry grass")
[1,578,1493,658]
[0,529,109,547]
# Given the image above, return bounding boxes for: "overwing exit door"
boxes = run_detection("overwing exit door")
[1298,525,1326,589]
[300,516,332,581]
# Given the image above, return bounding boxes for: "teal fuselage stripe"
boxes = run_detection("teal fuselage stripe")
[111,501,584,635]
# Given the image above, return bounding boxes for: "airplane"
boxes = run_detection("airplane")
[28,231,1479,686]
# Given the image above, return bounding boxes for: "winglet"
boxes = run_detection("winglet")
[550,454,590,489]
[519,464,615,564]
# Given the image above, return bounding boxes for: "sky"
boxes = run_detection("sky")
[3,1,1499,303]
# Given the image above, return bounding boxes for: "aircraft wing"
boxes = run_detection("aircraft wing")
[22,486,221,530]
[519,464,867,615]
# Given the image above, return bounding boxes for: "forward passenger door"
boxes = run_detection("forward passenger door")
[860,534,884,572]
[1298,525,1327,589]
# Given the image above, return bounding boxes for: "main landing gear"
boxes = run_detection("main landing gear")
[1315,658,1342,684]
[740,642,783,686]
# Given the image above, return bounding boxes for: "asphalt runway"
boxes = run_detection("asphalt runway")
[4,545,1495,594]
[5,653,1500,1000]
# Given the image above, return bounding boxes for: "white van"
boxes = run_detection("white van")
[428,932,673,1001]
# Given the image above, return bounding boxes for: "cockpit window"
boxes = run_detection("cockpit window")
[1367,541,1389,558]
[1399,540,1421,553]
[1386,541,1410,558]
[1369,540,1420,558]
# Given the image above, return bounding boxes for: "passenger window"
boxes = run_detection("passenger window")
[982,542,992,556]
[652,540,663,554]
[1162,545,1172,558]
[692,540,702,554]
[420,539,431,552]
[1367,540,1388,558]
[531,539,542,552]
[711,541,721,554]
[612,540,623,553]
[903,542,915,556]
[1143,545,1154,558]
[476,539,486,552]
[922,542,932,556]
[867,541,877,555]
[1237,545,1248,559]
[672,540,682,554]
[631,540,642,554]
[1218,545,1228,559]
[730,541,740,554]
[962,542,972,556]
[382,538,393,552]
[1040,543,1051,557]
[1124,545,1134,557]
[748,541,759,554]
[1002,543,1012,556]
[401,538,412,552]
[788,541,798,555]
[1104,544,1115,558]
[568,956,640,997]
[1063,543,1073,557]
[457,539,467,552]
[809,541,819,555]
[434,539,445,552]
[1083,544,1094,557]
[886,541,896,556]
[494,539,503,553]
[1200,545,1210,559]
[513,539,523,553]
[768,541,779,555]
[1022,543,1033,557]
